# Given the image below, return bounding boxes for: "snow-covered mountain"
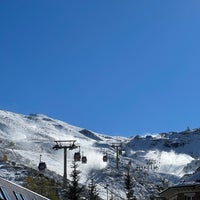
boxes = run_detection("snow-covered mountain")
[0,110,200,199]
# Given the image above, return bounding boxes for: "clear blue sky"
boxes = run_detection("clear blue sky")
[1,1,200,136]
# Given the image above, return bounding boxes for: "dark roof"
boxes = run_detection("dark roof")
[160,183,200,195]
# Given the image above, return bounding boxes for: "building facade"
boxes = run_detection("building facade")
[0,177,50,200]
[156,184,200,200]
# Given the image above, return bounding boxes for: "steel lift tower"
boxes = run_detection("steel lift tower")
[53,140,78,189]
[111,143,122,170]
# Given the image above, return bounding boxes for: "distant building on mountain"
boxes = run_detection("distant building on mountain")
[156,183,200,200]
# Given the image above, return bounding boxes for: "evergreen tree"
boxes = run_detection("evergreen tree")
[88,179,100,200]
[67,161,83,200]
[124,165,136,200]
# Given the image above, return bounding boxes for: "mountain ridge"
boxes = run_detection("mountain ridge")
[0,110,200,199]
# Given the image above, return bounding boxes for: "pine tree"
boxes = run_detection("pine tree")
[88,179,100,200]
[124,166,136,200]
[67,161,83,200]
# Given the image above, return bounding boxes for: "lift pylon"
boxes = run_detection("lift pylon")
[111,143,122,170]
[53,140,78,189]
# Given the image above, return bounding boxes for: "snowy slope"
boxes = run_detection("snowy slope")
[0,111,108,177]
[0,110,200,199]
[125,129,200,177]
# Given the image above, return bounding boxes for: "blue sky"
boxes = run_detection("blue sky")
[1,1,200,136]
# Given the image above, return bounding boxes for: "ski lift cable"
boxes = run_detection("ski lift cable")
[98,182,125,200]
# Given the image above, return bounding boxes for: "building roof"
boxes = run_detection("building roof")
[159,183,200,199]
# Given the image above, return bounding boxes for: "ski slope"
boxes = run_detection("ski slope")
[0,110,199,199]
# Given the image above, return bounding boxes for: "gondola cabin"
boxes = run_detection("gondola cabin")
[82,156,87,164]
[119,149,122,155]
[38,162,47,171]
[103,155,108,162]
[38,155,47,171]
[74,152,81,162]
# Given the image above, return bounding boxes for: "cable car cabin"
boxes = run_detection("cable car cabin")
[119,149,122,155]
[82,156,87,164]
[38,162,47,171]
[74,152,81,162]
[103,155,108,162]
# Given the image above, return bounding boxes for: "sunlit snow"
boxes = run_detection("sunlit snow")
[0,110,200,199]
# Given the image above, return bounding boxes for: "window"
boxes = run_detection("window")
[0,189,5,200]
[21,194,28,200]
[170,197,177,200]
[0,187,11,200]
[14,192,23,200]
[13,192,27,200]
[185,196,195,200]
